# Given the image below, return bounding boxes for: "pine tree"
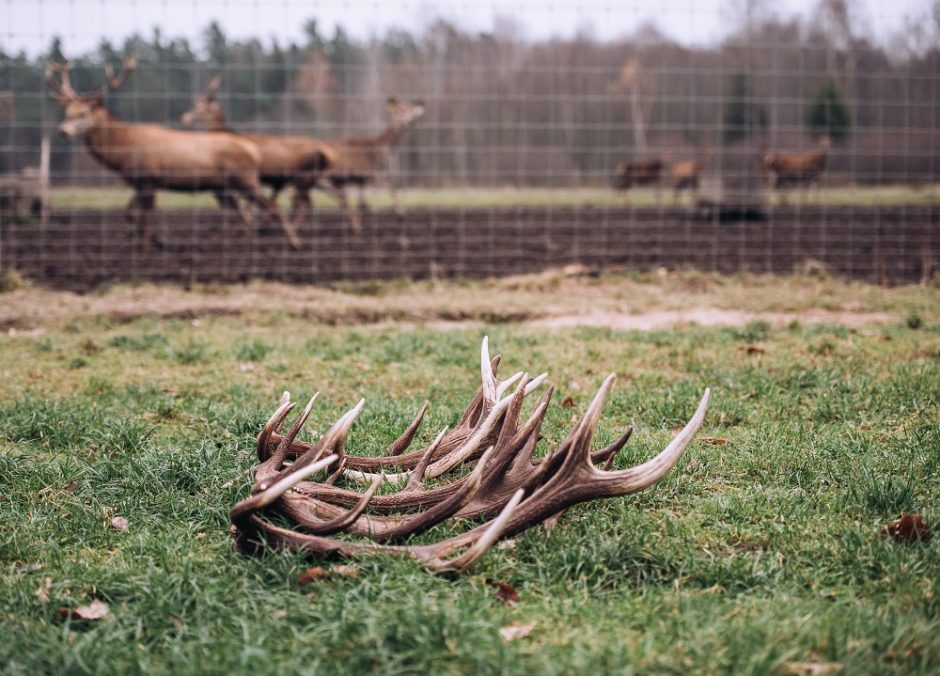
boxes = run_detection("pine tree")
[806,80,852,143]
[722,72,767,144]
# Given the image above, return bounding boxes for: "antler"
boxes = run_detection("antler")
[204,74,223,99]
[45,60,77,104]
[45,55,136,105]
[230,338,711,573]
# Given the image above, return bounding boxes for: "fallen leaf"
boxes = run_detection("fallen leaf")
[702,436,730,446]
[58,599,109,621]
[686,457,699,470]
[331,564,360,578]
[499,621,536,641]
[778,662,844,675]
[238,363,255,372]
[14,563,43,574]
[497,539,517,551]
[740,344,766,354]
[35,577,52,604]
[270,609,288,620]
[486,579,520,605]
[297,567,329,586]
[141,412,158,421]
[111,516,129,532]
[881,514,931,543]
[560,395,575,408]
[63,481,78,493]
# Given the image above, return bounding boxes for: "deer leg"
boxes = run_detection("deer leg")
[324,184,362,235]
[244,187,302,250]
[136,188,162,251]
[215,190,254,232]
[289,186,313,226]
[378,176,404,218]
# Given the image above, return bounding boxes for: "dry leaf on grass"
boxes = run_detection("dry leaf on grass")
[778,661,844,675]
[297,564,360,586]
[701,436,730,446]
[499,621,536,641]
[485,579,520,605]
[58,599,109,621]
[740,344,767,354]
[881,513,931,543]
[14,563,43,575]
[35,577,52,604]
[111,516,129,532]
[63,481,78,493]
[560,395,575,408]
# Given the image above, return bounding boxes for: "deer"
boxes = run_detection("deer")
[314,98,426,234]
[46,57,302,250]
[179,75,333,227]
[670,160,700,204]
[612,158,663,203]
[761,136,831,202]
[230,337,711,573]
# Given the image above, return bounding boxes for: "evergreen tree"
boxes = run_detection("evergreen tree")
[722,72,767,143]
[806,80,852,143]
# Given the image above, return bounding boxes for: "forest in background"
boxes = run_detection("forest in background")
[1,0,938,187]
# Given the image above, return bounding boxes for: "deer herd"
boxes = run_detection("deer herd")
[45,53,832,249]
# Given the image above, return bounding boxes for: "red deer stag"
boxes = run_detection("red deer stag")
[179,75,333,227]
[762,136,831,201]
[613,158,662,203]
[230,337,711,573]
[315,98,426,234]
[670,160,700,204]
[46,57,302,249]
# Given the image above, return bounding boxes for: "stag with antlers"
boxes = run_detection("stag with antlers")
[46,57,303,249]
[180,74,334,228]
[230,337,710,573]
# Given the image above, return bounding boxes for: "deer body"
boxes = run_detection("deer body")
[48,58,301,249]
[762,137,831,191]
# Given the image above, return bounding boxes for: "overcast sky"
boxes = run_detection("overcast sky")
[1,0,933,57]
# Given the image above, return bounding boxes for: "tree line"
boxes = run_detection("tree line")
[1,10,937,185]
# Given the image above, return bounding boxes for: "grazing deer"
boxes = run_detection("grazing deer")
[612,158,663,203]
[669,160,700,203]
[762,136,831,200]
[315,98,425,234]
[47,57,301,249]
[179,75,333,226]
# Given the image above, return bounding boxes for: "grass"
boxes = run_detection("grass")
[49,182,940,212]
[0,274,938,674]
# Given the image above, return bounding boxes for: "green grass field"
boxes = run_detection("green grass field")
[1,272,938,674]
[49,182,940,212]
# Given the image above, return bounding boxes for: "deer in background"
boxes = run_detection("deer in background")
[762,136,831,201]
[180,75,333,227]
[612,158,663,203]
[47,57,302,249]
[315,98,425,234]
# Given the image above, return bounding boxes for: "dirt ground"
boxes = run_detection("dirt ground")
[1,267,928,333]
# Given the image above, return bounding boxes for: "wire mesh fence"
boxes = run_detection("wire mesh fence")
[1,0,938,288]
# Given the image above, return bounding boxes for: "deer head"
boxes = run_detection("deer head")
[46,55,137,138]
[386,97,425,130]
[180,74,224,128]
[231,337,711,573]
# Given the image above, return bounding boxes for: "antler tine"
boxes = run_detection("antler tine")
[480,335,499,403]
[256,392,296,461]
[404,427,448,491]
[385,401,429,456]
[104,55,137,92]
[590,388,710,495]
[45,60,77,103]
[231,453,338,527]
[205,73,223,98]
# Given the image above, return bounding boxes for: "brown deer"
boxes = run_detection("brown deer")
[179,75,333,226]
[46,57,302,249]
[612,158,663,203]
[762,136,831,198]
[316,98,425,234]
[670,160,700,203]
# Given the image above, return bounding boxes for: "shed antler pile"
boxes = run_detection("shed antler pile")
[231,338,710,573]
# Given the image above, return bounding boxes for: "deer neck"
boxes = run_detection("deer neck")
[82,113,133,173]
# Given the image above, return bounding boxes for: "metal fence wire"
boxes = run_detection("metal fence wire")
[1,0,938,288]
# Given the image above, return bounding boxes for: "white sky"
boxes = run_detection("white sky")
[0,0,932,57]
